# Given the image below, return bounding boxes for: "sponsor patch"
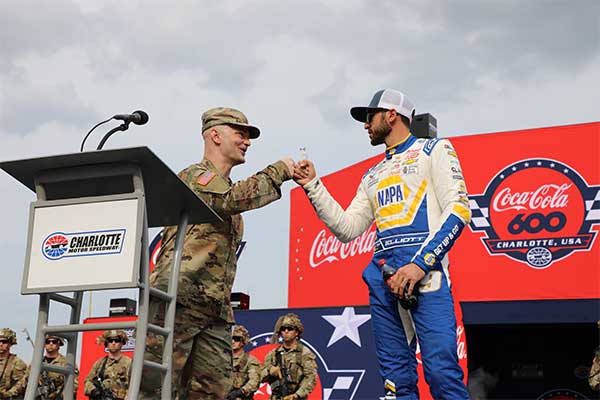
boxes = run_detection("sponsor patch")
[403,166,419,175]
[423,253,436,266]
[423,138,441,155]
[377,184,404,206]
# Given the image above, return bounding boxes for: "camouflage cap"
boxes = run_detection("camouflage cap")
[0,328,17,345]
[201,107,260,139]
[232,325,250,345]
[45,335,65,346]
[100,330,128,344]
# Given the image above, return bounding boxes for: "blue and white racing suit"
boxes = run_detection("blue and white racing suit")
[303,134,471,399]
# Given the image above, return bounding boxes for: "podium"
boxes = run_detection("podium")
[0,147,220,400]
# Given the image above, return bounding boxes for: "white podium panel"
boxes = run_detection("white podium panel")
[22,195,143,294]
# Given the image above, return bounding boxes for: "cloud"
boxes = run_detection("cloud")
[0,0,597,347]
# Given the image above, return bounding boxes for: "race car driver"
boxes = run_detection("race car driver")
[293,89,471,399]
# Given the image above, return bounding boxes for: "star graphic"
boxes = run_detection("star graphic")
[322,307,371,348]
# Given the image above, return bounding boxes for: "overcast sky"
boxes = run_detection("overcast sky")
[0,0,598,361]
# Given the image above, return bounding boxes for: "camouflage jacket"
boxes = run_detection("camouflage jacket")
[150,158,291,324]
[83,355,131,400]
[0,354,28,399]
[18,354,79,400]
[39,354,78,400]
[260,343,317,400]
[590,355,600,391]
[230,351,260,399]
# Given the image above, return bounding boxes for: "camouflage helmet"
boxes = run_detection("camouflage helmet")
[270,313,304,344]
[232,325,250,345]
[45,335,64,346]
[100,330,128,345]
[0,328,17,345]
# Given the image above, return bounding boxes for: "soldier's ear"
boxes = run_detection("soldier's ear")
[209,127,223,145]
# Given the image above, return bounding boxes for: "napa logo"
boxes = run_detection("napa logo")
[469,159,600,269]
[377,183,404,207]
[42,229,126,260]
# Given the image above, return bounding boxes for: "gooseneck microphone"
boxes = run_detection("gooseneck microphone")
[113,110,149,125]
[80,110,150,152]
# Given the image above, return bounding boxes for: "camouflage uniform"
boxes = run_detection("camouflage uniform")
[261,344,317,400]
[84,331,131,400]
[229,326,260,400]
[142,107,292,400]
[19,335,80,400]
[590,353,600,391]
[260,315,318,400]
[0,328,27,400]
[36,353,79,400]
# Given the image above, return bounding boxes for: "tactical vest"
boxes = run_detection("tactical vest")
[281,343,306,389]
[232,352,250,389]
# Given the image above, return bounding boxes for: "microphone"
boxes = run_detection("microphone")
[94,110,149,150]
[113,110,149,125]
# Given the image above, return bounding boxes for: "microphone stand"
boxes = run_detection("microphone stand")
[80,117,113,152]
[96,122,130,150]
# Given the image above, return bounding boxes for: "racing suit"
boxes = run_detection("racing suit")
[302,134,471,399]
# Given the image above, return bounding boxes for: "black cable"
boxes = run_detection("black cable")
[80,117,114,152]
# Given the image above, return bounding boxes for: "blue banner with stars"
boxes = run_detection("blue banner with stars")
[235,306,382,399]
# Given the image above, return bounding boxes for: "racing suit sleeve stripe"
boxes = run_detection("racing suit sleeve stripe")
[303,177,375,243]
[453,203,471,223]
[411,139,471,273]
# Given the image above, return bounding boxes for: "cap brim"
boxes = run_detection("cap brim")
[350,106,386,123]
[228,123,260,139]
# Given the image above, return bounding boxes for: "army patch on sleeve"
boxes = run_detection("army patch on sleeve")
[197,171,216,186]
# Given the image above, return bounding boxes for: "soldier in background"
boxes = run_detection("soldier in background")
[141,107,294,399]
[84,330,131,400]
[226,325,260,400]
[260,314,317,400]
[590,346,600,391]
[0,328,27,399]
[19,334,79,399]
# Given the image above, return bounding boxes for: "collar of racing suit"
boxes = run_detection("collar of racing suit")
[385,134,417,160]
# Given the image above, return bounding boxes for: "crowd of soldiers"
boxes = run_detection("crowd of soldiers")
[0,312,317,400]
[228,313,317,400]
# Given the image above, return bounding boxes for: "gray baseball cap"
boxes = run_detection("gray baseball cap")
[350,89,415,123]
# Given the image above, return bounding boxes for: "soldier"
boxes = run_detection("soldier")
[20,335,79,399]
[141,107,294,399]
[83,330,131,400]
[260,314,317,400]
[226,325,260,400]
[590,346,600,391]
[0,328,27,399]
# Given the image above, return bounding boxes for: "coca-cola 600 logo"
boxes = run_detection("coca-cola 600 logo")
[469,159,600,269]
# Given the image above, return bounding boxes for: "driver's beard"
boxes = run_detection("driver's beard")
[370,119,392,146]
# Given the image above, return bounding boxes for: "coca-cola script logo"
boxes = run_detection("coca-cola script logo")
[415,325,467,364]
[309,226,377,268]
[469,159,600,269]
